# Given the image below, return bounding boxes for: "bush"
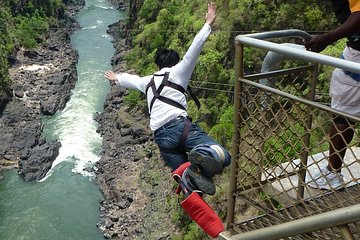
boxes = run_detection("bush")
[13,12,49,49]
[0,47,11,91]
[138,0,160,23]
[123,89,146,110]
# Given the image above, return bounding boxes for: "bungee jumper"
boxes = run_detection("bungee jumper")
[104,2,230,238]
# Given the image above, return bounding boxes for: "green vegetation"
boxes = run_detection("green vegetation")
[0,0,348,237]
[123,0,339,148]
[123,89,145,109]
[121,1,345,237]
[0,0,67,99]
[264,122,305,165]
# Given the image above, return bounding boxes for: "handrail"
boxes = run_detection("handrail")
[235,29,360,74]
[240,29,312,40]
[229,204,360,240]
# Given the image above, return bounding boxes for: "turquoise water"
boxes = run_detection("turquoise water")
[0,1,124,239]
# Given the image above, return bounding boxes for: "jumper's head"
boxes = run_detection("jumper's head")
[154,48,180,69]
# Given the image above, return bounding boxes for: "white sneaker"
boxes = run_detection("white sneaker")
[308,167,344,190]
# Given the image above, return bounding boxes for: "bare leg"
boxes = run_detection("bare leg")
[328,123,354,172]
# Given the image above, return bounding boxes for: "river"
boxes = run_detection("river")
[0,0,123,239]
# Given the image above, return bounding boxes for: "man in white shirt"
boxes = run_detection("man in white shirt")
[105,2,231,195]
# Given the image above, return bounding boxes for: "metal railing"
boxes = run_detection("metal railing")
[223,29,360,240]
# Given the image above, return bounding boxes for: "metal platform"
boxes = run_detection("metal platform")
[219,148,360,240]
[262,147,360,203]
[221,183,360,240]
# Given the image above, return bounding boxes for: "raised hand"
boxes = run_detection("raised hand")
[205,2,217,26]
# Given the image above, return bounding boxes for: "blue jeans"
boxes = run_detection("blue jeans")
[154,117,231,171]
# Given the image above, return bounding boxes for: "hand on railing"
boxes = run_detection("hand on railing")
[304,34,332,53]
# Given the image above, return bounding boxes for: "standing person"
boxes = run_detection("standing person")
[104,2,231,196]
[305,0,360,189]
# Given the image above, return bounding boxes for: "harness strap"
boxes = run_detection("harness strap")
[149,79,158,108]
[148,73,169,111]
[148,72,188,112]
[159,117,192,154]
[156,96,186,111]
[145,72,170,98]
[146,72,201,112]
[187,85,201,110]
[164,81,186,93]
[179,118,192,150]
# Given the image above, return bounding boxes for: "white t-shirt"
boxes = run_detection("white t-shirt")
[115,23,212,130]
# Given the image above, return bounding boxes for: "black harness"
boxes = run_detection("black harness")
[145,72,200,113]
[147,72,200,154]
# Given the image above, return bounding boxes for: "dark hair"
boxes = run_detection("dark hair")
[154,48,180,69]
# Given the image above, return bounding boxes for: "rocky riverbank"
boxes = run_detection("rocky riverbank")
[0,1,85,181]
[94,12,182,239]
[94,89,177,239]
[0,0,189,238]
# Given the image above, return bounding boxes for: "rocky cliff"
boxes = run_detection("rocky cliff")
[94,1,183,239]
[0,0,191,238]
[0,1,85,181]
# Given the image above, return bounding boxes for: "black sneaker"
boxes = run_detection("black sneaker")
[185,166,216,195]
[188,149,223,178]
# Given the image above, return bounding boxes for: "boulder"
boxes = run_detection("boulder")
[18,141,61,181]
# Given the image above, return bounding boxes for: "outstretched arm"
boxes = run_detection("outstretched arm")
[305,11,360,52]
[104,70,148,93]
[171,2,217,87]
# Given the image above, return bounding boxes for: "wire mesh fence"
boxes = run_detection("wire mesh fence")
[225,33,360,240]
